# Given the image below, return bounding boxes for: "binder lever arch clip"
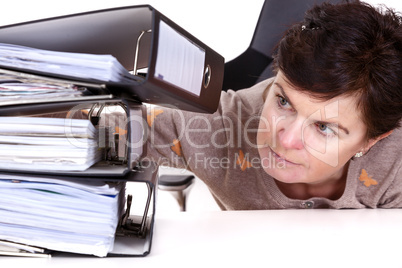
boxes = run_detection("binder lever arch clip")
[133,29,152,76]
[116,182,153,238]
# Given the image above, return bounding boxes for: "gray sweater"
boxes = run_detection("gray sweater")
[146,78,402,210]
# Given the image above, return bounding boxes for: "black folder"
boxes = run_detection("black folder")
[0,96,148,177]
[0,161,158,257]
[0,5,224,114]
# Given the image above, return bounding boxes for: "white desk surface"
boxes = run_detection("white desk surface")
[2,209,402,268]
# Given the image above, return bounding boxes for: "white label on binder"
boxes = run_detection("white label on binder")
[155,21,205,96]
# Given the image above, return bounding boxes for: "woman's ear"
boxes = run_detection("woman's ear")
[363,130,394,154]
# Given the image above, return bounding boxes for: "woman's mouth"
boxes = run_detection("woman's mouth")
[269,147,300,166]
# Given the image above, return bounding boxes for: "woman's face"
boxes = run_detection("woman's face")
[257,71,369,185]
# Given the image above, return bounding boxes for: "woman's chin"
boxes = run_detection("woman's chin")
[262,165,307,184]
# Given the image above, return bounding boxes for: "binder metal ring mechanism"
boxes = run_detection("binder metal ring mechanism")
[0,5,224,257]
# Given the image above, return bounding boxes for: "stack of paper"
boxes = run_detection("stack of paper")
[0,116,101,172]
[0,43,135,83]
[0,69,83,104]
[0,173,126,257]
[0,240,50,258]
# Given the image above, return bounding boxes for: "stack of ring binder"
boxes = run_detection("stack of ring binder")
[0,4,224,257]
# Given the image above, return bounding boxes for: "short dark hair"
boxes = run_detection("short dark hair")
[273,0,402,140]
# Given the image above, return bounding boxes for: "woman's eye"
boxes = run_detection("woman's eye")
[277,95,290,108]
[317,123,327,131]
[279,96,288,106]
[315,123,337,137]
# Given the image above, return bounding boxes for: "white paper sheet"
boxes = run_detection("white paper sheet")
[0,43,134,83]
[0,175,125,257]
[0,117,101,171]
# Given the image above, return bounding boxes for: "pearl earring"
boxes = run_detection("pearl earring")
[354,152,363,158]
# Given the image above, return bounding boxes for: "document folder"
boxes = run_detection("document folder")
[0,161,158,257]
[0,95,147,177]
[0,5,224,113]
[0,4,225,258]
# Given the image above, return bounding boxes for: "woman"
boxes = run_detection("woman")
[146,0,402,209]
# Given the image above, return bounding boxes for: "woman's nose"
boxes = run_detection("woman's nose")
[277,119,304,150]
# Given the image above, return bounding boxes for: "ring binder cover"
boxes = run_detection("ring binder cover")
[0,5,225,113]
